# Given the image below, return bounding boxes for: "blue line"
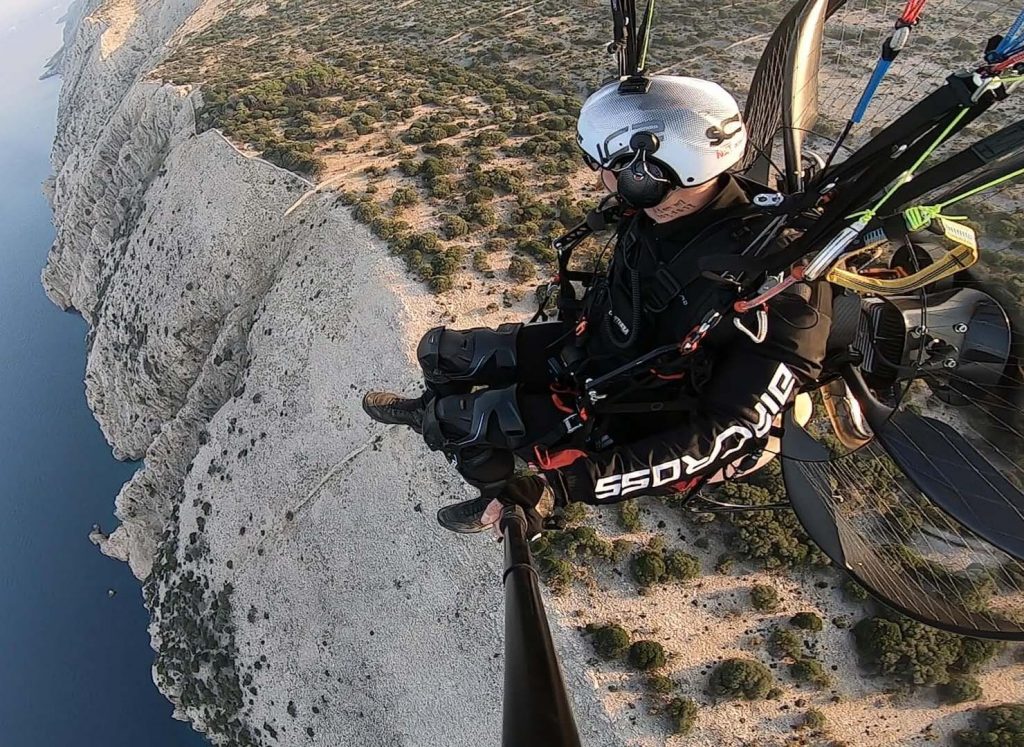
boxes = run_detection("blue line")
[995,8,1024,56]
[851,58,893,124]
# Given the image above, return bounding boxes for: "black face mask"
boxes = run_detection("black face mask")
[615,159,671,208]
[611,132,673,209]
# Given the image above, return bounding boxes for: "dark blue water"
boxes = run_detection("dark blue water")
[0,4,207,745]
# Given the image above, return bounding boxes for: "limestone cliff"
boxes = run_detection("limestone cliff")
[43,1,621,744]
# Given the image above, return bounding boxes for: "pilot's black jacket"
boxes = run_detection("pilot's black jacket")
[543,174,833,503]
[421,174,832,505]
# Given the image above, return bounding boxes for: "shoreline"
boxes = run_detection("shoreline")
[41,0,1024,744]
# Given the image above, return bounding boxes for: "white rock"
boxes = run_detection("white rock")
[45,1,624,744]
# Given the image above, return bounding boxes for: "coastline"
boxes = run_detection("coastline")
[41,1,622,743]
[41,1,1024,745]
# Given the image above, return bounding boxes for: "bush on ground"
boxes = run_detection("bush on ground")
[954,705,1024,746]
[708,658,774,700]
[790,612,823,632]
[750,584,781,612]
[628,640,667,671]
[665,697,698,735]
[585,623,630,660]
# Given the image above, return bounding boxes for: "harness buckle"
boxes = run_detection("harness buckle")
[753,192,785,208]
[563,413,585,434]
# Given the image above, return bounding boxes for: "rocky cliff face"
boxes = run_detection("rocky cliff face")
[44,2,620,744]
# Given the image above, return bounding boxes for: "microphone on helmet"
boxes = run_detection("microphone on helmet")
[616,132,672,209]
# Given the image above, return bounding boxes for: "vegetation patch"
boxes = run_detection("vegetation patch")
[584,622,630,660]
[853,614,1002,692]
[628,640,667,671]
[955,704,1024,746]
[708,658,774,700]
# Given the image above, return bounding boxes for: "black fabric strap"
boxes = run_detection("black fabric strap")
[887,120,1024,209]
[590,396,699,415]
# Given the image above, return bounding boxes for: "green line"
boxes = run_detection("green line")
[937,164,1024,208]
[868,107,972,217]
[638,0,655,71]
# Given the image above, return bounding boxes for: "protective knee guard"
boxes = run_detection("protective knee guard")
[417,323,521,386]
[421,387,526,490]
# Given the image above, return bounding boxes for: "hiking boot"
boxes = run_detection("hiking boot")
[436,495,496,534]
[362,391,427,433]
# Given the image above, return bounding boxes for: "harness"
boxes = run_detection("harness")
[530,186,795,454]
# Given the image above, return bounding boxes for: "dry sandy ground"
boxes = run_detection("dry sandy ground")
[367,219,1024,746]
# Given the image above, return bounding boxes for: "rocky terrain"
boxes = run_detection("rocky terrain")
[44,0,1024,745]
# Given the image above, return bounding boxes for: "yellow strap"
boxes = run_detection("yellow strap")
[826,218,978,295]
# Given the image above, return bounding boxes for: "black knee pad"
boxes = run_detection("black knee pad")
[417,323,521,386]
[422,386,527,452]
[422,387,526,492]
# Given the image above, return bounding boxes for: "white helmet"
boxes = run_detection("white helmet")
[576,76,747,188]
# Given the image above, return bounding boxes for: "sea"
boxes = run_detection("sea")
[0,3,208,745]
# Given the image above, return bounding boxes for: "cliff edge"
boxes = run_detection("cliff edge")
[43,1,621,744]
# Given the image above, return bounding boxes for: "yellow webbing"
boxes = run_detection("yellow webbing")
[826,216,979,295]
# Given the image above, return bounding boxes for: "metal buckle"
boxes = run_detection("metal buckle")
[563,413,584,434]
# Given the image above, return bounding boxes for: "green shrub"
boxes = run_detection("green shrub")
[790,612,823,632]
[647,673,675,694]
[585,623,630,660]
[408,232,442,254]
[950,700,1024,741]
[561,502,588,525]
[769,627,802,659]
[631,547,667,589]
[802,708,827,731]
[708,658,774,700]
[853,615,1002,687]
[955,705,1024,746]
[485,237,510,253]
[261,141,325,178]
[750,584,781,612]
[717,463,828,568]
[428,176,454,199]
[391,186,419,207]
[461,203,497,228]
[958,637,1004,673]
[429,274,454,293]
[940,675,983,704]
[548,526,614,561]
[714,554,735,574]
[441,215,469,239]
[611,539,634,562]
[464,186,495,204]
[665,697,698,735]
[419,157,453,178]
[472,250,490,273]
[618,501,642,532]
[516,238,556,263]
[664,551,700,582]
[842,576,869,601]
[508,256,536,282]
[790,658,832,688]
[369,217,401,241]
[397,158,420,176]
[353,199,383,223]
[476,129,507,146]
[628,640,667,671]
